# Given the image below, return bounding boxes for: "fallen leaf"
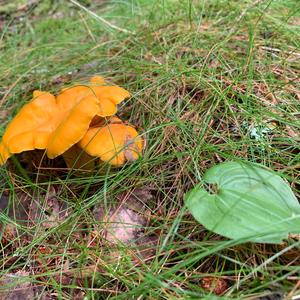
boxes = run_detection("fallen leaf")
[201,277,228,295]
[94,206,147,244]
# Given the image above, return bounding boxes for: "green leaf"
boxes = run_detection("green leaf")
[185,162,300,243]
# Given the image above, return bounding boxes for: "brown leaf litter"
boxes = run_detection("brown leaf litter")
[91,188,159,264]
[0,270,51,300]
[201,276,228,295]
[0,186,71,245]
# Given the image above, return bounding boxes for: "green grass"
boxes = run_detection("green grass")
[0,0,300,299]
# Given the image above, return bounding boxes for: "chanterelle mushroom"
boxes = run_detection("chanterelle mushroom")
[78,118,143,166]
[0,76,131,165]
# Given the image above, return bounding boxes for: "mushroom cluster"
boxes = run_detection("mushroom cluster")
[0,76,143,169]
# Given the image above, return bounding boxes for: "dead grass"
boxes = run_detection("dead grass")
[0,0,300,299]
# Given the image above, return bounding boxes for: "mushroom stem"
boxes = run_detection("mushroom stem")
[62,144,96,172]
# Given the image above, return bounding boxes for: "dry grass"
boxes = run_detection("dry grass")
[0,0,299,299]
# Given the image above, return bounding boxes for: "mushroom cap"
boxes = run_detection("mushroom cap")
[46,95,101,158]
[78,121,143,166]
[47,76,130,158]
[0,142,10,165]
[0,76,131,164]
[57,76,130,117]
[0,91,57,164]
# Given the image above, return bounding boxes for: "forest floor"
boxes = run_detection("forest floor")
[0,0,299,299]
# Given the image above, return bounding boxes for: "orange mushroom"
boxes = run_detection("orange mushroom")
[78,118,143,166]
[0,76,131,165]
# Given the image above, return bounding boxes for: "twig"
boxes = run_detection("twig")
[261,46,300,58]
[69,0,133,34]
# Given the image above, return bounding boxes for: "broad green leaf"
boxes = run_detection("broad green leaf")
[185,162,300,243]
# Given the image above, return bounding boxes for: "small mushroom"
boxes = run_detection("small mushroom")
[0,76,131,165]
[78,118,143,166]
